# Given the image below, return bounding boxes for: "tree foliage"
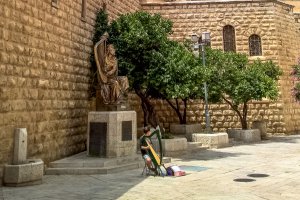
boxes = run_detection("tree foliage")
[148,41,206,124]
[109,11,173,127]
[205,49,282,129]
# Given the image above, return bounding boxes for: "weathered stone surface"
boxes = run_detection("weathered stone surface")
[13,128,27,165]
[191,132,229,148]
[2,0,300,184]
[151,137,188,156]
[170,124,202,135]
[87,111,137,158]
[227,129,261,143]
[138,0,300,136]
[0,0,141,182]
[3,159,44,186]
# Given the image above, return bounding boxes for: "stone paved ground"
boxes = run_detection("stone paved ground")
[0,187,3,200]
[1,135,300,200]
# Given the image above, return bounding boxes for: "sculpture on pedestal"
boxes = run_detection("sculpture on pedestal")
[94,33,129,106]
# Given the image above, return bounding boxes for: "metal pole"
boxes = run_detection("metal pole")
[201,44,211,132]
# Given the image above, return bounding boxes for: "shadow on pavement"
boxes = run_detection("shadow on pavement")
[262,134,300,144]
[2,171,149,200]
[174,149,249,162]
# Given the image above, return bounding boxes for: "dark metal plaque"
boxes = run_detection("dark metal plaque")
[233,178,256,182]
[89,122,107,157]
[122,121,132,141]
[247,173,269,178]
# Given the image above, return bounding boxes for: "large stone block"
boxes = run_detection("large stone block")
[192,132,228,148]
[227,129,261,143]
[87,111,137,158]
[162,138,187,156]
[252,121,267,139]
[13,128,27,165]
[4,159,44,187]
[170,124,202,135]
[151,137,187,156]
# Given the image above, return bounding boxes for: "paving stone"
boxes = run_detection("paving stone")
[1,135,300,200]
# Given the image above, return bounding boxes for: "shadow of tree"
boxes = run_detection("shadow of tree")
[172,149,249,162]
[262,135,300,144]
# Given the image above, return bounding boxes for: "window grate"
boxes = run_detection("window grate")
[223,25,236,52]
[249,34,262,56]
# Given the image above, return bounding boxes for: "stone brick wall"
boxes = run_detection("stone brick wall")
[130,94,286,135]
[273,3,300,134]
[140,0,300,135]
[0,0,140,181]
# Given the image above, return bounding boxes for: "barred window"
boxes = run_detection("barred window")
[223,25,236,52]
[249,34,262,56]
[81,0,87,20]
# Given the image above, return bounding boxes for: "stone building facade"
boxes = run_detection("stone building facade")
[139,0,300,135]
[0,0,300,183]
[0,0,140,183]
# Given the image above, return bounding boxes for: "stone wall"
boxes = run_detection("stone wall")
[131,94,286,135]
[140,0,300,135]
[273,3,300,134]
[0,0,140,181]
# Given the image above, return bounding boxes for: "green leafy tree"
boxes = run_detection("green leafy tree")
[206,49,282,129]
[109,11,173,127]
[148,41,206,124]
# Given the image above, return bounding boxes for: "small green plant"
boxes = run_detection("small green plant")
[161,131,174,139]
[291,64,300,101]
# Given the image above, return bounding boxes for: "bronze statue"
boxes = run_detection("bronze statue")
[94,33,129,105]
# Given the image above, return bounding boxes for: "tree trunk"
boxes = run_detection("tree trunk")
[241,102,248,129]
[165,99,184,124]
[182,98,187,124]
[134,87,159,128]
[222,96,248,129]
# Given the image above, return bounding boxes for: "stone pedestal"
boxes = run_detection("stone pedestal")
[170,124,202,142]
[13,128,27,165]
[252,121,267,139]
[4,128,44,187]
[96,89,130,111]
[227,129,261,143]
[4,159,44,187]
[162,138,187,156]
[151,137,188,157]
[192,132,229,148]
[87,111,137,158]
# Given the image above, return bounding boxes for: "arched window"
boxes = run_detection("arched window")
[249,34,262,56]
[223,25,236,52]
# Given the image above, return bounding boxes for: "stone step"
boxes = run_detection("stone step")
[187,142,203,148]
[229,139,245,146]
[45,162,143,175]
[187,142,208,151]
[49,155,141,168]
[46,151,172,175]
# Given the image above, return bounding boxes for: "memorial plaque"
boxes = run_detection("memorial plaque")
[89,122,107,157]
[122,121,132,141]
